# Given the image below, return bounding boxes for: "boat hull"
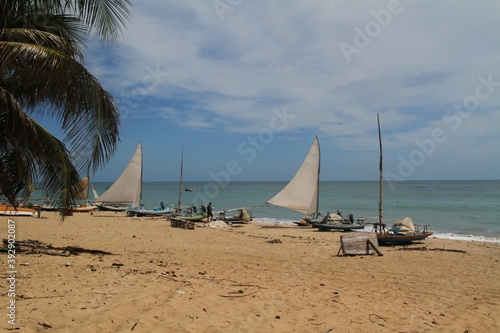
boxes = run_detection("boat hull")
[0,206,38,217]
[127,209,173,217]
[312,222,365,231]
[377,231,433,245]
[177,213,207,222]
[72,206,97,212]
[98,204,128,212]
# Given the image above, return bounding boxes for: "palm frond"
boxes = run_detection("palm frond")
[1,40,120,174]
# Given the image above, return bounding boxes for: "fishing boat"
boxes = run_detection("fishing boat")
[373,114,433,245]
[215,207,256,224]
[0,206,38,217]
[105,143,173,217]
[266,136,364,231]
[374,218,433,245]
[129,201,174,217]
[41,176,97,212]
[170,149,207,221]
[172,205,207,221]
[312,213,366,231]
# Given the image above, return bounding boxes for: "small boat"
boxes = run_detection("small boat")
[267,137,364,228]
[374,114,433,245]
[374,219,433,245]
[95,143,143,211]
[127,201,174,217]
[72,204,97,212]
[97,204,128,212]
[173,205,207,221]
[185,188,199,192]
[0,206,38,217]
[215,208,254,224]
[312,214,366,231]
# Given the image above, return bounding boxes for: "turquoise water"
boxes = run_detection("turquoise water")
[86,180,500,242]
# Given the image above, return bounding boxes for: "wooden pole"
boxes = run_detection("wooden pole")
[178,148,184,209]
[377,114,383,228]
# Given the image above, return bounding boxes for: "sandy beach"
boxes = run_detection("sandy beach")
[1,211,499,332]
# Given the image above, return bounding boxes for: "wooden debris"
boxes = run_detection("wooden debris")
[2,239,113,256]
[399,247,466,253]
[338,232,383,256]
[170,218,195,229]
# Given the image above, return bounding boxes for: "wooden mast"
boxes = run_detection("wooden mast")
[178,148,183,209]
[377,114,383,226]
[316,136,320,219]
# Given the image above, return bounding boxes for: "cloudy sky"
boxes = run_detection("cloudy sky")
[77,0,499,182]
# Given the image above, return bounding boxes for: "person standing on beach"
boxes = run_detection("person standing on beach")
[207,202,213,222]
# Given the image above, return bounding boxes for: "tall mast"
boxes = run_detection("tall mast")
[140,141,143,206]
[377,114,383,224]
[178,148,183,209]
[316,136,320,216]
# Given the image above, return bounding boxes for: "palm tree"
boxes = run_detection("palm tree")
[0,0,132,212]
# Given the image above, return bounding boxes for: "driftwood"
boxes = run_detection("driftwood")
[2,239,113,256]
[399,247,466,253]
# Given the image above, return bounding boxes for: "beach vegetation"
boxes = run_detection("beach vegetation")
[0,0,132,213]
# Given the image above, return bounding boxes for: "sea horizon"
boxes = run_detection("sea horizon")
[84,180,500,244]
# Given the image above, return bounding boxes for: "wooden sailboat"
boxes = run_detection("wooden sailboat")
[41,176,97,212]
[96,143,143,212]
[373,114,433,244]
[266,136,364,230]
[172,149,207,222]
[118,143,174,217]
[71,176,97,212]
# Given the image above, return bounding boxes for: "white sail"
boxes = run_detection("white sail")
[266,137,320,215]
[73,176,89,201]
[91,183,99,200]
[96,143,142,208]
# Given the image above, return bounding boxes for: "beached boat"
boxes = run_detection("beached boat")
[96,143,144,212]
[169,150,207,221]
[128,201,174,217]
[373,114,433,245]
[172,205,207,221]
[266,136,364,230]
[374,218,433,245]
[215,207,254,224]
[40,176,97,212]
[312,213,366,231]
[0,206,38,216]
[99,143,173,217]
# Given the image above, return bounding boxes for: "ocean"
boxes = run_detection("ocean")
[87,180,500,243]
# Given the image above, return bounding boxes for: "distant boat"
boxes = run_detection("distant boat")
[185,188,199,192]
[41,176,97,212]
[373,114,433,244]
[266,136,364,231]
[0,206,38,217]
[96,143,143,212]
[172,149,207,221]
[109,143,173,217]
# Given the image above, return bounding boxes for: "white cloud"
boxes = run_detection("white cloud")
[87,0,500,180]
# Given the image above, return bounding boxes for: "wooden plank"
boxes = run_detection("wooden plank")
[339,232,381,256]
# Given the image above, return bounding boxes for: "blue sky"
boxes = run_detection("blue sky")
[57,0,500,182]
